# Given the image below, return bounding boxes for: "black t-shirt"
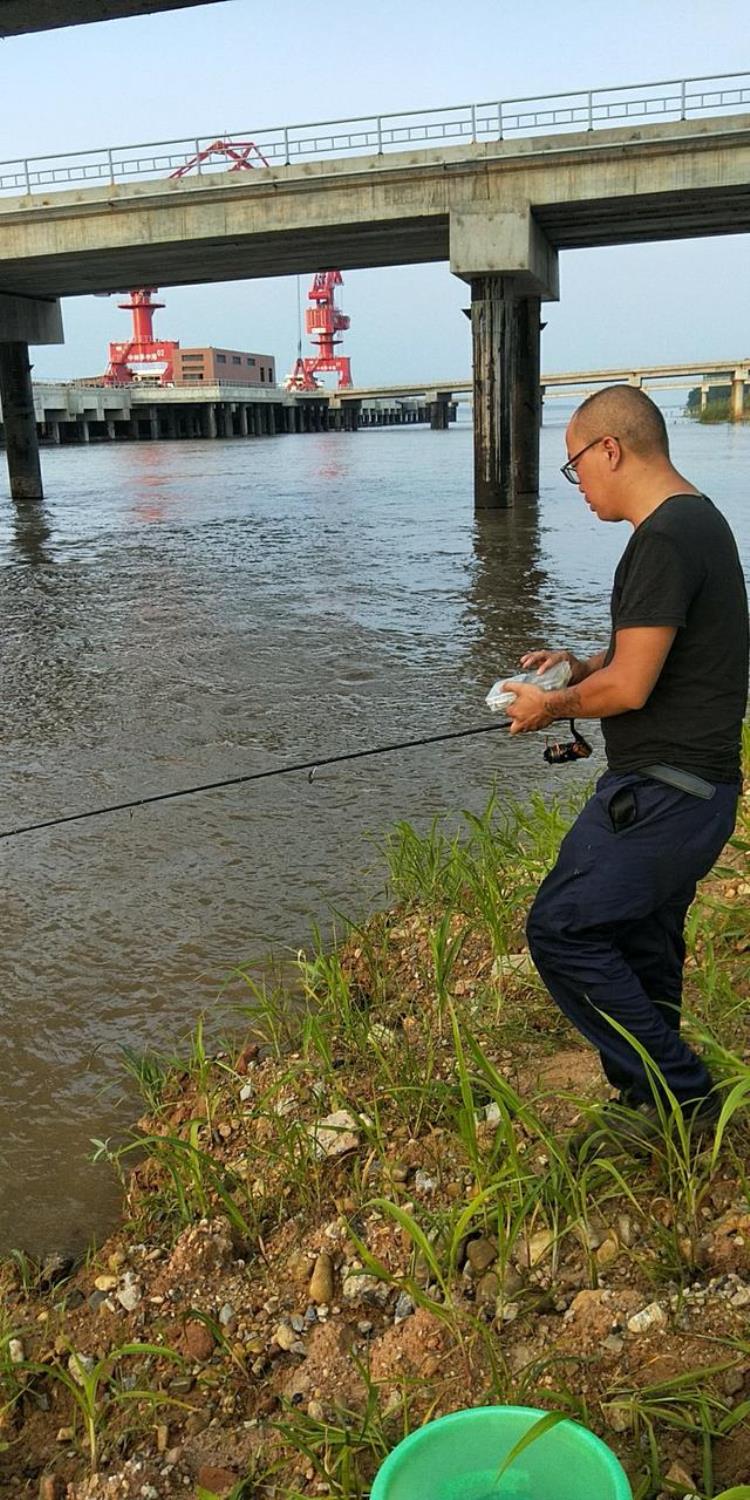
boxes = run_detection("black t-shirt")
[602,494,749,781]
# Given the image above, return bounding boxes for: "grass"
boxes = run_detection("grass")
[0,743,748,1496]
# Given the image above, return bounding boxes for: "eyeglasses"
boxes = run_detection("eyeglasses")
[560,435,619,484]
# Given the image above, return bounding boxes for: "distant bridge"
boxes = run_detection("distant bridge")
[9,358,744,445]
[329,360,750,401]
[327,361,750,424]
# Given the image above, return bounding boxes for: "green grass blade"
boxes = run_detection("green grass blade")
[494,1409,569,1484]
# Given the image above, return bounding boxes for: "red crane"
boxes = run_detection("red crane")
[102,141,268,385]
[285,270,353,391]
[104,288,179,385]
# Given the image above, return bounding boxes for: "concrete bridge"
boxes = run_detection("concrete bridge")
[330,360,750,425]
[8,358,743,447]
[1,71,750,505]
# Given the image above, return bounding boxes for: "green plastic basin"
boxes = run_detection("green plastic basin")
[370,1406,633,1500]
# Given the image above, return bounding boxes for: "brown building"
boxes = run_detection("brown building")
[172,346,276,387]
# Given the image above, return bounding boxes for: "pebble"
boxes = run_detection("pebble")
[475,1272,501,1308]
[67,1352,95,1385]
[485,1102,502,1126]
[466,1237,496,1275]
[310,1110,360,1159]
[8,1339,24,1364]
[603,1402,632,1433]
[309,1250,335,1305]
[501,1265,524,1296]
[414,1169,437,1194]
[516,1229,554,1269]
[342,1267,388,1304]
[602,1334,624,1354]
[239,1083,253,1102]
[665,1460,698,1492]
[307,1399,324,1421]
[183,1321,215,1362]
[94,1274,118,1292]
[394,1292,415,1323]
[595,1235,620,1270]
[274,1322,298,1351]
[167,1376,194,1395]
[730,1285,750,1307]
[627,1302,667,1335]
[218,1303,235,1326]
[116,1272,141,1312]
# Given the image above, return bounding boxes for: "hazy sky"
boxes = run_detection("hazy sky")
[3,0,749,382]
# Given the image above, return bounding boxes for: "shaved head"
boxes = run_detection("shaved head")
[570,385,669,460]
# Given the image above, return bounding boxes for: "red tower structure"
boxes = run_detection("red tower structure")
[104,288,179,385]
[286,271,353,390]
[103,141,269,386]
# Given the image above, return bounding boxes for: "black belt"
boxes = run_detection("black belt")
[639,763,716,801]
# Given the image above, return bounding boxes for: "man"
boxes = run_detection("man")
[503,384,748,1142]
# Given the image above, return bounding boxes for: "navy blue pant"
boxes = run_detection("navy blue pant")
[526,770,739,1107]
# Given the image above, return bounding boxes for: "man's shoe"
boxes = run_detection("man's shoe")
[567,1096,653,1163]
[568,1093,722,1164]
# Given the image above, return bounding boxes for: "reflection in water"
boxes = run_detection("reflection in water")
[11,500,55,567]
[0,420,747,1256]
[467,502,548,671]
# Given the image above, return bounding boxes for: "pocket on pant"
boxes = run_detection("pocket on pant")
[607,785,638,833]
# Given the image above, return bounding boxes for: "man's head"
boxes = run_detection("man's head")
[564,385,671,522]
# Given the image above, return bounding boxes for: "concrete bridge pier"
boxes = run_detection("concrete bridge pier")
[427,392,450,430]
[0,295,63,499]
[731,371,746,422]
[451,207,558,508]
[0,343,45,499]
[512,294,543,498]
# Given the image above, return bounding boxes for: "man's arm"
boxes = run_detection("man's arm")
[505,626,677,734]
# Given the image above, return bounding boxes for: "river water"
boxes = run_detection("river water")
[1,412,748,1256]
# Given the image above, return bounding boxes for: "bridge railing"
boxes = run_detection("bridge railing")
[1,71,750,197]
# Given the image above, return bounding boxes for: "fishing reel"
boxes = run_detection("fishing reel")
[543,720,593,765]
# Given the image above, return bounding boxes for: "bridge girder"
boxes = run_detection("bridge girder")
[0,0,220,38]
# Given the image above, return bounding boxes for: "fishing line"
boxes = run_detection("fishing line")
[0,717,515,843]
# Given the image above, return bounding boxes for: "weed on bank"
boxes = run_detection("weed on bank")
[0,733,749,1499]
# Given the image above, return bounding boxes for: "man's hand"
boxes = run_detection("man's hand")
[501,679,556,734]
[520,648,595,686]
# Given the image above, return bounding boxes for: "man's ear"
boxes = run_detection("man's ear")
[604,436,622,468]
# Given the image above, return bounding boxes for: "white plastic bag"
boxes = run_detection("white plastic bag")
[485,659,572,713]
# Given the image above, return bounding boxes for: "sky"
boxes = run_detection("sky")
[2,0,749,383]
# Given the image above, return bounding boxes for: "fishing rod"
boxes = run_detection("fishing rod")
[0,707,591,843]
[0,718,516,843]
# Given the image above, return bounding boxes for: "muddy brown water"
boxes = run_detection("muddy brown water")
[1,414,748,1256]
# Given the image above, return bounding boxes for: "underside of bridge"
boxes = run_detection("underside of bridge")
[0,0,218,36]
[1,113,750,505]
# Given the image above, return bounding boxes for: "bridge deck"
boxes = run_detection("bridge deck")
[1,114,749,299]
